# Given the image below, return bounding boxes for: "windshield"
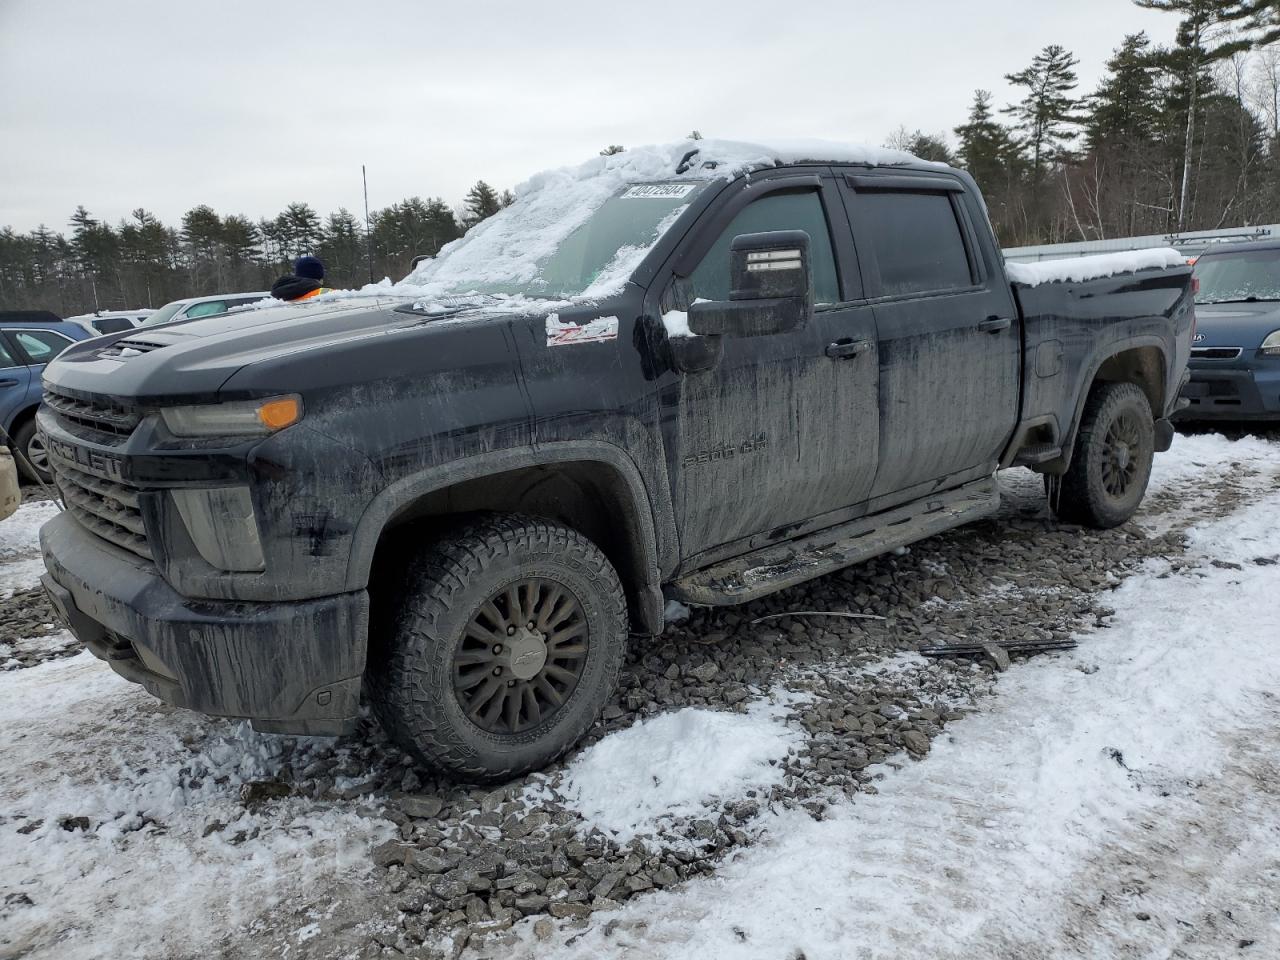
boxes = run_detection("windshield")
[405,181,707,303]
[141,301,186,326]
[1194,249,1280,303]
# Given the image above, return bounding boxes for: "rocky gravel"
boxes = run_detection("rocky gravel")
[4,455,1267,960]
[188,468,1227,960]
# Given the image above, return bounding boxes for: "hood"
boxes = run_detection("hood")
[1193,301,1280,348]
[43,298,420,402]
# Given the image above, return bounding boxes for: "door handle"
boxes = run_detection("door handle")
[825,339,872,359]
[977,316,1012,334]
[0,379,18,387]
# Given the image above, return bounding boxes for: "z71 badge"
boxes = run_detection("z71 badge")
[682,434,768,468]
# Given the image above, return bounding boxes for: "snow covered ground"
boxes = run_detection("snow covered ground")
[1,429,1277,960]
[506,442,1280,959]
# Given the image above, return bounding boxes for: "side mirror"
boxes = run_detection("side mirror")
[687,230,813,338]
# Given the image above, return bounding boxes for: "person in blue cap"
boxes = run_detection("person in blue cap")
[271,255,330,301]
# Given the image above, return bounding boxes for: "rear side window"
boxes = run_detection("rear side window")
[691,191,840,305]
[12,329,73,363]
[857,191,973,296]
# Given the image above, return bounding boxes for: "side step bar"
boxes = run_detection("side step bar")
[667,477,1000,606]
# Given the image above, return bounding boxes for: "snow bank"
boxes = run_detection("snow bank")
[0,499,59,598]
[559,696,803,844]
[0,653,392,960]
[1006,247,1186,286]
[515,437,1280,960]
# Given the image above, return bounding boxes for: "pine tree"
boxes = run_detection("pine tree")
[1004,44,1083,186]
[955,91,1021,179]
[463,180,503,226]
[885,126,954,163]
[955,90,1025,239]
[1133,0,1257,227]
[1087,34,1161,151]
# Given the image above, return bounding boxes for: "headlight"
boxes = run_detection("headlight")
[160,395,302,438]
[1262,330,1280,356]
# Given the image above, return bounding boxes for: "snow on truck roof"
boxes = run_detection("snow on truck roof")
[364,138,938,309]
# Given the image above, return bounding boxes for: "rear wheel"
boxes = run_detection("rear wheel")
[11,419,52,484]
[369,514,627,782]
[1047,381,1154,529]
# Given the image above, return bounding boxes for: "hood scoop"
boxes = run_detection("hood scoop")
[98,338,168,359]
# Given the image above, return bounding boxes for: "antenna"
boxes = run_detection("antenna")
[362,164,374,284]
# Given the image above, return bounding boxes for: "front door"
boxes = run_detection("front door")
[840,174,1020,499]
[664,177,880,565]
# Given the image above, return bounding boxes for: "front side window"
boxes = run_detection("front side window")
[185,301,228,319]
[857,191,973,296]
[0,337,18,368]
[12,330,73,363]
[690,191,840,304]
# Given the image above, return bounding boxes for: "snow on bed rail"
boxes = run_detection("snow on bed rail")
[1005,247,1187,287]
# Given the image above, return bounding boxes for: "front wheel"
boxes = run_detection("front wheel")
[369,514,627,782]
[1047,381,1155,529]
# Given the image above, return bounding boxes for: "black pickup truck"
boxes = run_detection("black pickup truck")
[37,140,1194,781]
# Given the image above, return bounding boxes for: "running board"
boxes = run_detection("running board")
[668,477,1000,606]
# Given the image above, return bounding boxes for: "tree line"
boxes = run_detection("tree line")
[0,180,511,316]
[4,1,1280,316]
[894,0,1280,247]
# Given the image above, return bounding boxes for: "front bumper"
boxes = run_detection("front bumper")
[1175,357,1280,420]
[40,510,368,735]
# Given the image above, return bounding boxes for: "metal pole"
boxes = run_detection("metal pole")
[363,164,374,285]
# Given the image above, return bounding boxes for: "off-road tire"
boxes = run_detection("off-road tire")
[1048,381,1155,529]
[11,418,51,484]
[369,514,627,782]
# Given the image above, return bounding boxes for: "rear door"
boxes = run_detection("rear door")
[664,174,880,564]
[840,172,1020,499]
[0,334,33,432]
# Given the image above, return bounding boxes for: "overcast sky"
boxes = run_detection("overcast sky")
[0,0,1180,234]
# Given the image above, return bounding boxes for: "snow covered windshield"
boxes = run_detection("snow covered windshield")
[402,180,708,304]
[1194,249,1280,303]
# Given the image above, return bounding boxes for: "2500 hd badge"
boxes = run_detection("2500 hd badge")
[681,434,769,468]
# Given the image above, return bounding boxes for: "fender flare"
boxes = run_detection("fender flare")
[1054,334,1172,472]
[344,440,678,628]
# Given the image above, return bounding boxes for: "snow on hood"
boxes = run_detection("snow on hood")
[309,138,933,313]
[1006,248,1187,287]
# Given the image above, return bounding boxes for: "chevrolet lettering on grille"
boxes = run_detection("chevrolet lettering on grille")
[48,437,125,481]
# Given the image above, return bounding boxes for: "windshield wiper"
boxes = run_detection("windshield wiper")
[409,293,503,317]
[1198,296,1280,304]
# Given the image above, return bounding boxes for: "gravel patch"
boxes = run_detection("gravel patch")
[4,454,1273,960]
[227,466,1248,959]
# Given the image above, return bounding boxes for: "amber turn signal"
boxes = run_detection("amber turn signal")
[257,396,302,431]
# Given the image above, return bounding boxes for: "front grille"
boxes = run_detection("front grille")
[50,456,152,560]
[43,387,140,446]
[1191,346,1243,360]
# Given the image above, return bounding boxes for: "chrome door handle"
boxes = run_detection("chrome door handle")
[825,339,871,359]
[978,317,1012,334]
